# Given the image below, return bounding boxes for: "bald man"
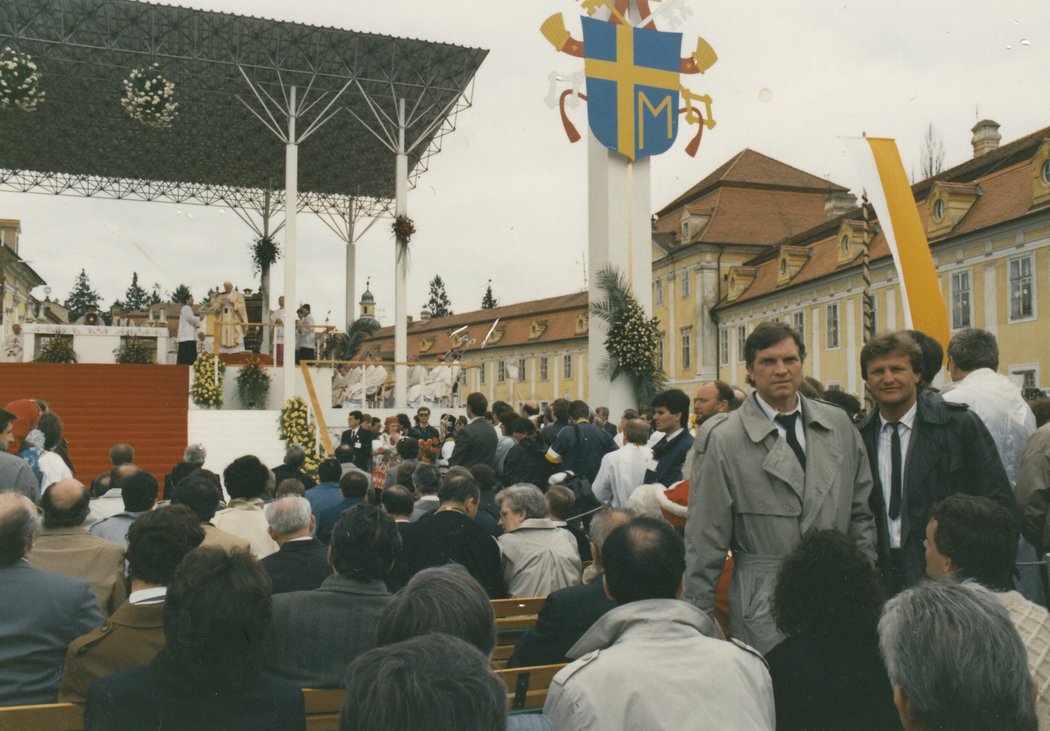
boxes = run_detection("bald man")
[0,493,102,705]
[28,479,127,616]
[693,381,734,430]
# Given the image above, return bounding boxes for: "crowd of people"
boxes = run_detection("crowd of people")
[1,323,1049,730]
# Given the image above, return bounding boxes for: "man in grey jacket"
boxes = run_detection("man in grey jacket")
[684,321,876,654]
[544,517,773,730]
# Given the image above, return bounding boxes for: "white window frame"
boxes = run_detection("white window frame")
[793,311,805,342]
[657,332,665,371]
[1009,363,1040,390]
[655,279,663,306]
[736,325,747,363]
[563,353,573,380]
[720,329,729,366]
[680,327,692,370]
[826,303,840,349]
[517,358,526,380]
[1008,254,1036,322]
[680,269,690,298]
[950,268,972,330]
[539,356,549,381]
[497,360,506,383]
[479,362,486,385]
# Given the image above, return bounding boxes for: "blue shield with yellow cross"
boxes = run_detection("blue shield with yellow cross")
[582,16,681,161]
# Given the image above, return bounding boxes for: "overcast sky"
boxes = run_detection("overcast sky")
[4,0,1048,326]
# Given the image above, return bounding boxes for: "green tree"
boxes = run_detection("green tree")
[426,275,453,318]
[63,269,101,322]
[146,282,162,307]
[481,283,498,309]
[116,272,151,312]
[170,284,193,304]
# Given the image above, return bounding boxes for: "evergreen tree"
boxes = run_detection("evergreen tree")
[481,283,498,309]
[63,269,101,322]
[118,272,151,312]
[146,282,162,307]
[426,275,453,318]
[170,284,193,304]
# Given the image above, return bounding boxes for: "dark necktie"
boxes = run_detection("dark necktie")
[774,413,806,470]
[888,422,903,520]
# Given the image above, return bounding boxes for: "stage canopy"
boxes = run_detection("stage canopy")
[0,0,488,218]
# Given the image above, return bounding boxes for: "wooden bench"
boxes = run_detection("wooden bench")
[0,702,83,731]
[0,689,346,731]
[495,663,567,712]
[491,596,547,668]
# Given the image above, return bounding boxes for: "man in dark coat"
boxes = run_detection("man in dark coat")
[644,389,695,487]
[448,392,498,469]
[400,474,504,598]
[857,331,1015,595]
[261,496,332,594]
[339,410,376,473]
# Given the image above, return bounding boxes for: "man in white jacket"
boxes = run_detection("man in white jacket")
[544,517,774,731]
[943,328,1035,486]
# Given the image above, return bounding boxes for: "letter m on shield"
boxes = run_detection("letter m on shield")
[582,16,681,161]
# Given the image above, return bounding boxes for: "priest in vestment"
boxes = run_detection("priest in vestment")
[211,282,248,353]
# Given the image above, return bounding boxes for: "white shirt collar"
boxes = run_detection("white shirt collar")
[880,400,918,430]
[129,586,167,605]
[754,391,802,421]
[663,427,685,442]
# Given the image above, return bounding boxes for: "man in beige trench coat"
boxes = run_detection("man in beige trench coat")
[684,321,876,653]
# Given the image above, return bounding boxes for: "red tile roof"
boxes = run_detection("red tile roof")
[656,148,848,217]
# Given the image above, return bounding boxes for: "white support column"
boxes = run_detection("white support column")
[345,240,356,327]
[846,297,857,393]
[983,265,998,333]
[810,309,821,381]
[587,136,653,413]
[282,86,298,401]
[394,98,408,409]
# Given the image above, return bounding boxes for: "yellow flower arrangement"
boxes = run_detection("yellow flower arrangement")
[278,397,322,478]
[191,354,225,408]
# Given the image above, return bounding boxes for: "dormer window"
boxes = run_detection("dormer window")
[681,219,690,240]
[926,182,978,238]
[840,235,849,255]
[779,259,787,275]
[1043,159,1050,185]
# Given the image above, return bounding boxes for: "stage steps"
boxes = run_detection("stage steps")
[0,363,189,487]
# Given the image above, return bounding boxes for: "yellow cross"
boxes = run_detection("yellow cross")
[584,23,679,159]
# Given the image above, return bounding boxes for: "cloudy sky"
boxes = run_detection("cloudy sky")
[4,0,1048,326]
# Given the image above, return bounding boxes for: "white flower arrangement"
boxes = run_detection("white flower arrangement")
[120,63,178,128]
[0,47,45,112]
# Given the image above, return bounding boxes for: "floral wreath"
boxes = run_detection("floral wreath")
[0,47,45,112]
[121,63,178,128]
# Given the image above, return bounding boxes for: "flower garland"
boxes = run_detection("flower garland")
[191,354,225,408]
[250,236,280,275]
[590,265,666,405]
[392,215,415,245]
[0,47,45,112]
[121,63,178,128]
[278,397,322,478]
[235,357,271,409]
[392,214,415,264]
